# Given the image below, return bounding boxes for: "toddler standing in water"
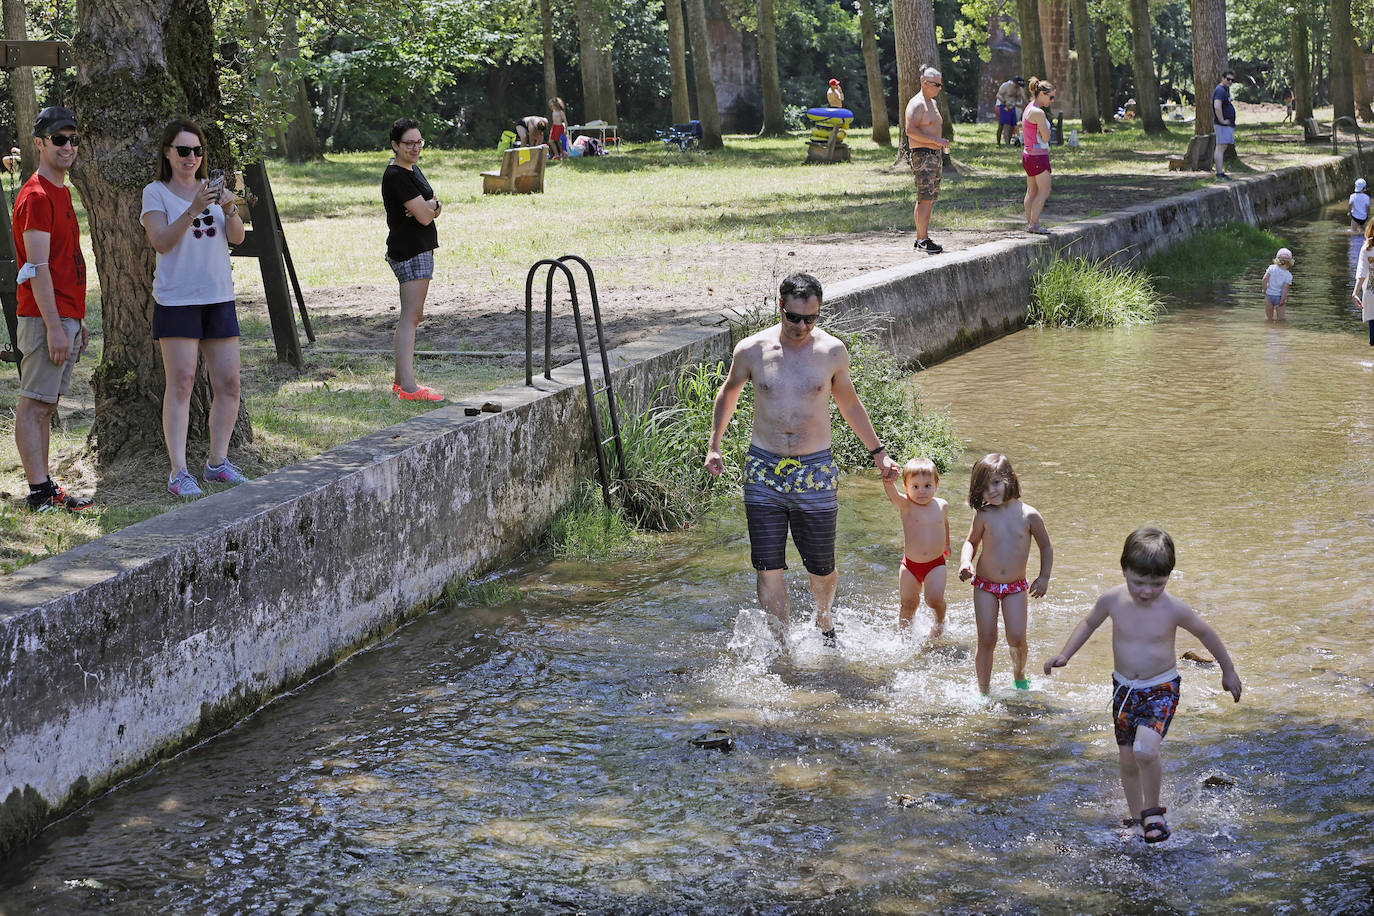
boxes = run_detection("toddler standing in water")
[958,454,1053,694]
[1043,527,1242,844]
[883,458,950,640]
[1261,248,1294,321]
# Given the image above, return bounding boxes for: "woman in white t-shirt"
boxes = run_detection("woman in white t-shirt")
[1353,222,1374,346]
[140,118,248,498]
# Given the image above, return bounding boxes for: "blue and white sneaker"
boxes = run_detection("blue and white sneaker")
[203,460,249,485]
[168,469,204,498]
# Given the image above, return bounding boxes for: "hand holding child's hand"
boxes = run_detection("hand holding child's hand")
[958,561,973,582]
[1222,670,1242,702]
[1029,575,1049,598]
[1043,654,1067,676]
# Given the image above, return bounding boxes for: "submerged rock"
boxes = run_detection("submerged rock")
[1181,650,1215,665]
[690,728,733,752]
[1203,772,1237,789]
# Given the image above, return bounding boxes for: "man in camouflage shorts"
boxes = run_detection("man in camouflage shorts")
[905,67,950,254]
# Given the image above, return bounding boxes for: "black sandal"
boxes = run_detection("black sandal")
[1140,806,1170,843]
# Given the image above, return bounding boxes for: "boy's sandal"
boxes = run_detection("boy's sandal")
[1140,806,1170,843]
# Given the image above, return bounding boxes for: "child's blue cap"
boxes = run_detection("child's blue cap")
[1357,178,1367,192]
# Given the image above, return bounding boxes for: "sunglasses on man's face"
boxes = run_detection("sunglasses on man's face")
[47,134,79,147]
[782,308,821,326]
[174,145,204,158]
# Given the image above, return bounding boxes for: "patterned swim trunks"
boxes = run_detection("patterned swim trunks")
[909,148,942,202]
[1111,672,1182,746]
[971,576,1028,597]
[743,445,840,575]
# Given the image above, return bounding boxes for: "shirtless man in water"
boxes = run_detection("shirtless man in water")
[705,272,900,644]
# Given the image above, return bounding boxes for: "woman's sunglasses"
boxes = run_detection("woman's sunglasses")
[173,145,204,158]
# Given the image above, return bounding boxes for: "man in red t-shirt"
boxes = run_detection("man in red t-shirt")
[13,106,92,512]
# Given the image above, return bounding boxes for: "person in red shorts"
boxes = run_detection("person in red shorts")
[1021,78,1055,235]
[12,106,92,513]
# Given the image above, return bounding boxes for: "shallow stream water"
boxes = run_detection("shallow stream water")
[2,211,1372,914]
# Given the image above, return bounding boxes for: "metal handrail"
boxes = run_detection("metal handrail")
[523,256,625,508]
[1331,116,1365,176]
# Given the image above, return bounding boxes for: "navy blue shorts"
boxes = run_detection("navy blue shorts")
[743,445,840,576]
[153,301,240,340]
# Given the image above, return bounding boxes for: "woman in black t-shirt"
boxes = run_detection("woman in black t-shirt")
[381,117,443,401]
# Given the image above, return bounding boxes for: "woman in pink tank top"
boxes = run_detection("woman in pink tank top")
[1021,79,1055,235]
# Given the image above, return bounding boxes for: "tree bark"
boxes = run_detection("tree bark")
[279,12,321,162]
[72,0,251,465]
[684,0,723,148]
[1017,0,1046,81]
[245,0,285,156]
[575,0,618,124]
[540,0,558,105]
[1071,0,1101,132]
[665,0,691,124]
[1356,38,1373,122]
[1127,0,1167,134]
[1292,1,1313,123]
[1095,17,1113,123]
[1189,0,1226,136]
[1329,0,1354,122]
[858,0,890,145]
[757,0,786,136]
[3,0,38,178]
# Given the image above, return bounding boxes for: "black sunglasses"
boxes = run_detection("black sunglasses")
[173,145,204,158]
[782,308,820,326]
[47,134,80,147]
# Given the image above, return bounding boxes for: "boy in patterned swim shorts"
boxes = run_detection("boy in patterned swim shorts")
[1043,528,1242,844]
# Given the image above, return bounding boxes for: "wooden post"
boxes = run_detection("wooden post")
[233,161,302,368]
[1,174,18,370]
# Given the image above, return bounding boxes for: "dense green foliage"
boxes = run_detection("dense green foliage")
[1028,256,1162,327]
[1144,223,1288,293]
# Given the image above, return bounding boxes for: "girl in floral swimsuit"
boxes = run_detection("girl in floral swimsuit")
[958,454,1054,695]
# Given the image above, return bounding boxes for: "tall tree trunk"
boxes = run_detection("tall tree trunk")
[1189,0,1226,135]
[1293,1,1313,122]
[576,0,618,124]
[280,12,321,162]
[72,0,251,465]
[665,0,691,124]
[1071,0,1101,132]
[540,0,558,104]
[3,0,39,178]
[858,0,891,145]
[1095,17,1113,123]
[1329,0,1354,121]
[684,0,723,148]
[757,0,786,135]
[893,0,953,141]
[245,0,285,156]
[1127,0,1167,134]
[1017,0,1047,80]
[1356,38,1373,122]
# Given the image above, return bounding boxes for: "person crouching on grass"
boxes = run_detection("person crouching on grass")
[1043,527,1242,844]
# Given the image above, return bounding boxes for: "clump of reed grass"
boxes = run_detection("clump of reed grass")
[443,576,522,606]
[1029,256,1162,327]
[1144,222,1287,293]
[548,481,648,559]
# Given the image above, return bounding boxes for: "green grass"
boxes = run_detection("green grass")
[1029,255,1163,327]
[1143,222,1288,294]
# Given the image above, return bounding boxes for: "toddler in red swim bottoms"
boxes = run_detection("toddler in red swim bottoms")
[884,457,951,640]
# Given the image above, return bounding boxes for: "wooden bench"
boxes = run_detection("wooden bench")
[482,146,546,194]
[1302,117,1332,144]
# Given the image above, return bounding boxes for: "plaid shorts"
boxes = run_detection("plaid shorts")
[910,148,942,202]
[386,249,435,284]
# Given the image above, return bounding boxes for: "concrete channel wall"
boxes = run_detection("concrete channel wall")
[2,148,1370,855]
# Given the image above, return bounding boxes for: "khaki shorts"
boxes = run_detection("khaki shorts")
[18,316,81,403]
[910,148,942,202]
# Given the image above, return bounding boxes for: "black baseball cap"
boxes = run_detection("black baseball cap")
[34,106,78,136]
